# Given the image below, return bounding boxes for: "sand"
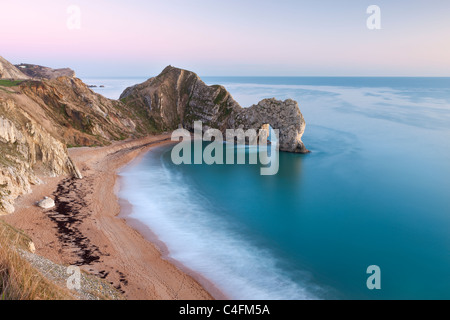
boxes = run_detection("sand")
[0,134,220,300]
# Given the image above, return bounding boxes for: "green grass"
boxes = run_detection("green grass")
[0,80,23,88]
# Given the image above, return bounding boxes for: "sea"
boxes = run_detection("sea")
[83,76,450,300]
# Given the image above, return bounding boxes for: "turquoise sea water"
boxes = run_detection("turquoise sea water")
[115,77,450,300]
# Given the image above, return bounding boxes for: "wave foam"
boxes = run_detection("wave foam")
[118,146,322,300]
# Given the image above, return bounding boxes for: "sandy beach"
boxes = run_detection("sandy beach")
[1,134,217,300]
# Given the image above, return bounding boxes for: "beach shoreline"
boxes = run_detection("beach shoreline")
[117,191,228,300]
[1,134,220,300]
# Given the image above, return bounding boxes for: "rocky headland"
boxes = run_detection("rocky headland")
[121,66,309,153]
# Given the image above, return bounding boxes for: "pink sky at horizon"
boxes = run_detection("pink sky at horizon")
[1,0,450,77]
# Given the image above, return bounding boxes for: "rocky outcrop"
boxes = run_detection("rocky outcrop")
[232,98,308,153]
[0,56,30,80]
[120,66,309,153]
[15,64,76,80]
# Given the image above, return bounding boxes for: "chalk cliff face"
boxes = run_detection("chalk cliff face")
[0,98,81,213]
[121,66,309,153]
[0,56,30,80]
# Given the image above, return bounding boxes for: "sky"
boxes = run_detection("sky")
[1,0,450,77]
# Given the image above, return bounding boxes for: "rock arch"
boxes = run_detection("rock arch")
[231,98,309,153]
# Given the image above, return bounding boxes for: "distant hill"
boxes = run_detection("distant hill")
[15,63,76,80]
[0,56,30,80]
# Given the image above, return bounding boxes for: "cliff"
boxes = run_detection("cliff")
[121,66,309,153]
[0,97,81,213]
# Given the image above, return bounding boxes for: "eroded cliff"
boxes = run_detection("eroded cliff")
[0,98,81,213]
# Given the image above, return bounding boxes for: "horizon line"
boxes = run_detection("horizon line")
[79,75,450,79]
